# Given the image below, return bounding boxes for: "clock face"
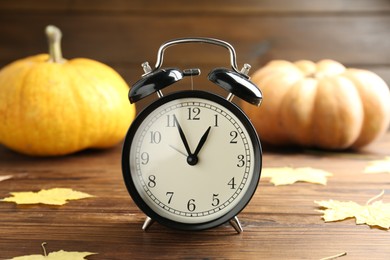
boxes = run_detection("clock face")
[122,91,261,230]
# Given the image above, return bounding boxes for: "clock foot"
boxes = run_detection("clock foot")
[142,216,155,231]
[229,216,243,234]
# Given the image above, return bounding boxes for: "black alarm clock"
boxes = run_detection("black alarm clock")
[122,38,262,233]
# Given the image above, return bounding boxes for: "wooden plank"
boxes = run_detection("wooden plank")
[0,14,389,67]
[1,0,390,14]
[0,133,389,259]
[1,0,389,257]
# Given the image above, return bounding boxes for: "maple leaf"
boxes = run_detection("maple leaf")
[9,243,96,260]
[261,167,332,185]
[0,175,12,182]
[315,191,390,229]
[9,250,97,260]
[363,157,390,174]
[1,188,94,205]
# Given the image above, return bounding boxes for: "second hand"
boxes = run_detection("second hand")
[169,145,187,157]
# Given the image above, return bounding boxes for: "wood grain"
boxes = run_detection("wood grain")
[1,0,390,96]
[0,2,390,257]
[1,14,389,65]
[0,133,390,259]
[1,0,390,13]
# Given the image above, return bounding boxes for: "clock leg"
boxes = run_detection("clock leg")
[229,216,243,234]
[142,216,155,231]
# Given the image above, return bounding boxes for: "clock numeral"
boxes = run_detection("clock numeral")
[148,175,156,188]
[166,192,174,204]
[237,154,245,167]
[212,193,220,206]
[166,114,178,127]
[150,131,161,144]
[141,152,149,165]
[187,107,200,120]
[228,177,236,189]
[230,131,238,144]
[214,114,219,127]
[187,199,196,212]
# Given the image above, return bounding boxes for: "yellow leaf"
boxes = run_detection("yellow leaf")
[8,242,96,260]
[9,250,96,260]
[261,167,332,185]
[0,175,12,182]
[363,157,390,174]
[315,192,390,229]
[2,188,94,205]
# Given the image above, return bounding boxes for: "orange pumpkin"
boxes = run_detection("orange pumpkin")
[0,25,135,156]
[243,59,390,150]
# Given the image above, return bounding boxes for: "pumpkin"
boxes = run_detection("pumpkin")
[243,59,390,150]
[0,25,136,156]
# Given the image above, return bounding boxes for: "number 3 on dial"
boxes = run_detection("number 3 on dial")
[122,90,262,232]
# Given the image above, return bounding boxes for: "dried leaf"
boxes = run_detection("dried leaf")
[2,188,94,205]
[262,167,332,185]
[315,191,390,229]
[363,157,390,174]
[9,250,96,260]
[8,242,96,260]
[0,175,12,182]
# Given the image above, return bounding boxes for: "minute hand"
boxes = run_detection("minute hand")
[176,120,192,156]
[193,126,211,157]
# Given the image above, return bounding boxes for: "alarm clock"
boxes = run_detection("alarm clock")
[122,38,262,233]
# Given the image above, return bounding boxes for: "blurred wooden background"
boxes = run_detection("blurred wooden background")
[1,2,390,259]
[1,0,390,111]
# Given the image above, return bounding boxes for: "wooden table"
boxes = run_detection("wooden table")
[1,133,389,259]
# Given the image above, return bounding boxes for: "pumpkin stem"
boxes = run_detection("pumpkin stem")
[45,25,64,63]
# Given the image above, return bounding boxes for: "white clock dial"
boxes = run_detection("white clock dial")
[125,92,260,226]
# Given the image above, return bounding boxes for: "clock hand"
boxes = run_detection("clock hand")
[169,145,187,157]
[193,126,211,158]
[175,119,192,156]
[186,126,211,166]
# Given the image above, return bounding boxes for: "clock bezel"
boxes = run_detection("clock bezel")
[122,90,262,231]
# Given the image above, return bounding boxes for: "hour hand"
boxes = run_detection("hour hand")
[193,126,211,157]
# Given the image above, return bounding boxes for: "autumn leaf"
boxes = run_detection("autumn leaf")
[9,243,96,260]
[261,167,332,185]
[1,188,94,205]
[0,175,12,182]
[9,250,96,260]
[315,191,390,229]
[363,157,390,174]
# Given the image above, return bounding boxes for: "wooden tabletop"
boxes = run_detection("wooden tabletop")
[0,132,389,259]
